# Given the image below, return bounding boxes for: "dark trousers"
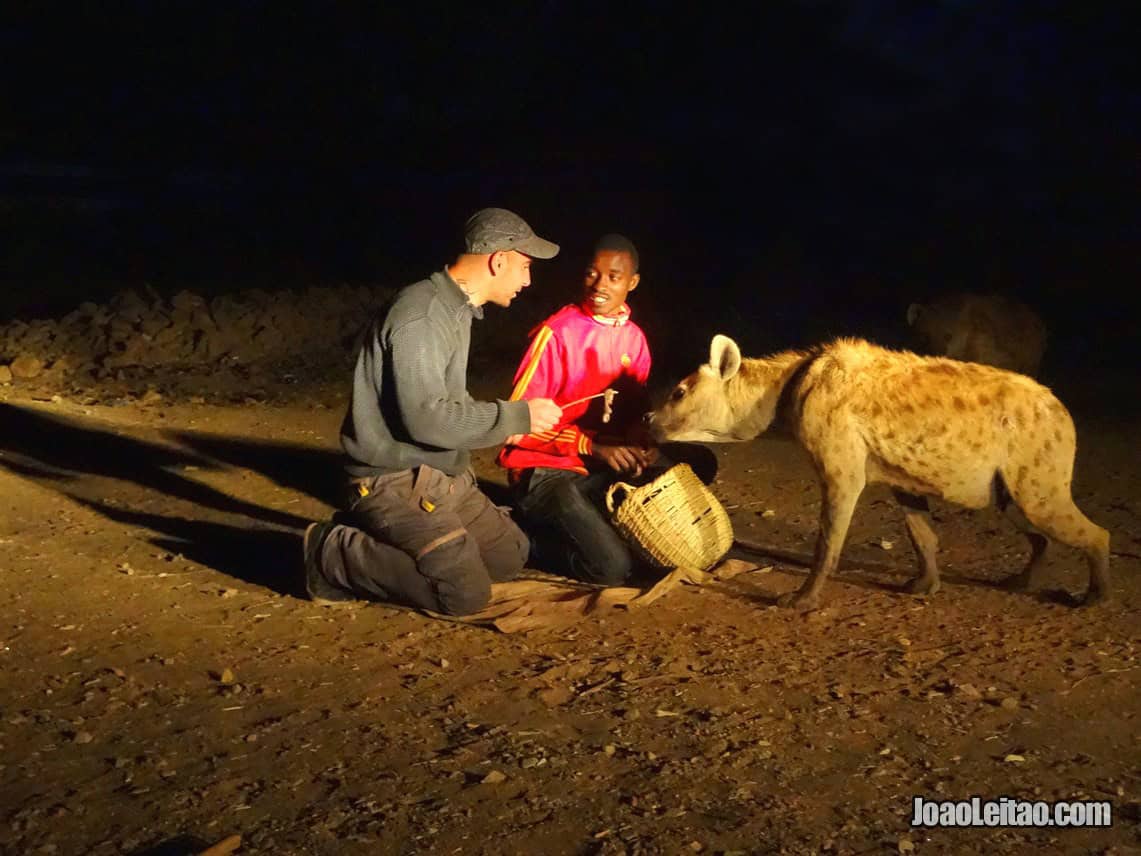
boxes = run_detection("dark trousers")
[317,465,528,615]
[513,443,718,587]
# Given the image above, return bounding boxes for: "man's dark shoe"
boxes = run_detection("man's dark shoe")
[303,521,356,605]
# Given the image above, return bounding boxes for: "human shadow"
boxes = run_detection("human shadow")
[72,497,304,596]
[0,403,311,530]
[163,428,344,507]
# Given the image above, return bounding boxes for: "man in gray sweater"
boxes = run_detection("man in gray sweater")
[302,208,563,615]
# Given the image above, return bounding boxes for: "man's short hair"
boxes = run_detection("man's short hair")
[593,233,639,272]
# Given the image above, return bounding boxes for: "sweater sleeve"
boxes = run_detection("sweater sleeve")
[389,317,530,449]
[505,325,593,456]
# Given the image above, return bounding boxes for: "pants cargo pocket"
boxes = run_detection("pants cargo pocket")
[415,529,490,616]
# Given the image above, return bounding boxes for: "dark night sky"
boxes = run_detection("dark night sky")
[2,2,1137,371]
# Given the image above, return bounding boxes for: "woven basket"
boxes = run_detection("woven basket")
[605,463,734,570]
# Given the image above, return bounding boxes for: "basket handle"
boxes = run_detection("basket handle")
[605,481,636,514]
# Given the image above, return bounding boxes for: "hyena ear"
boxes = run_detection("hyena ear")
[906,303,924,326]
[709,334,741,381]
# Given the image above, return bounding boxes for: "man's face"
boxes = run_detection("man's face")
[583,250,639,317]
[489,250,533,307]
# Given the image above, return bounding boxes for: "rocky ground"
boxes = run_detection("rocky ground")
[0,288,1138,855]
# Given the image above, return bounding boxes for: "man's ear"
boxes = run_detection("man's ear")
[488,251,505,275]
[627,272,641,293]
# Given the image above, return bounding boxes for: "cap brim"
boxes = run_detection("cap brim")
[515,235,560,259]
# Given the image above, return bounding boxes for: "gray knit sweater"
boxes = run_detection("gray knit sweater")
[340,269,531,478]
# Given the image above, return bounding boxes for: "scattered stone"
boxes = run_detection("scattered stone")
[481,770,507,785]
[537,686,574,707]
[10,355,45,380]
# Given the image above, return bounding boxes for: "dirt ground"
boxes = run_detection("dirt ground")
[0,350,1138,856]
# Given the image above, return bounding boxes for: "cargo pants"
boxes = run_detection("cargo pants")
[317,465,528,615]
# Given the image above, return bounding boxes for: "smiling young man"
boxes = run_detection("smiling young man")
[301,208,564,615]
[497,234,717,586]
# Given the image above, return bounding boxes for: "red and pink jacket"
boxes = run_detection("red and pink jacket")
[496,302,651,478]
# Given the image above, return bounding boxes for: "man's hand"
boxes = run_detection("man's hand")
[593,444,657,477]
[526,398,563,435]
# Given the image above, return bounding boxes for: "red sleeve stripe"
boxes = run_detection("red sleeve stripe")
[528,427,581,443]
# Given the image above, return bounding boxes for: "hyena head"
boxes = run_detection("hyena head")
[647,334,751,442]
[906,300,957,356]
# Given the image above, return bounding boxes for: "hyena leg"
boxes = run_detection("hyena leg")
[778,471,865,610]
[997,503,1050,591]
[892,490,941,595]
[994,476,1049,590]
[1011,493,1110,605]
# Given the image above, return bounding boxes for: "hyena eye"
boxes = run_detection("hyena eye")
[670,386,686,402]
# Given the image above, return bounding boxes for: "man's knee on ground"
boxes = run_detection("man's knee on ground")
[499,522,530,573]
[578,542,634,588]
[417,533,494,616]
[511,528,530,574]
[477,513,529,581]
[432,573,492,616]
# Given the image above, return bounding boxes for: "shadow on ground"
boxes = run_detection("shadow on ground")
[0,403,312,530]
[72,498,305,597]
[165,428,344,508]
[724,539,1085,607]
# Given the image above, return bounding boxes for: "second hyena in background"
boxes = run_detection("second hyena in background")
[646,335,1110,610]
[907,292,1047,377]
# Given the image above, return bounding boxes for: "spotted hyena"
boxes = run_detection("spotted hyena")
[906,292,1047,377]
[646,335,1109,610]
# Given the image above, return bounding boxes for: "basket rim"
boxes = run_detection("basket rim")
[607,463,734,569]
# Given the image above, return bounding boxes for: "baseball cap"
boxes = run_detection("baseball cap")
[463,208,560,259]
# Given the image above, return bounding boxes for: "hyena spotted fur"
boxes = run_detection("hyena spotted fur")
[907,292,1047,377]
[646,335,1110,610]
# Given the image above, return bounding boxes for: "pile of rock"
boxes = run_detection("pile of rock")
[0,284,393,386]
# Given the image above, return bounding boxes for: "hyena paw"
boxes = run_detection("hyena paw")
[904,576,941,596]
[776,590,820,611]
[1081,587,1111,607]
